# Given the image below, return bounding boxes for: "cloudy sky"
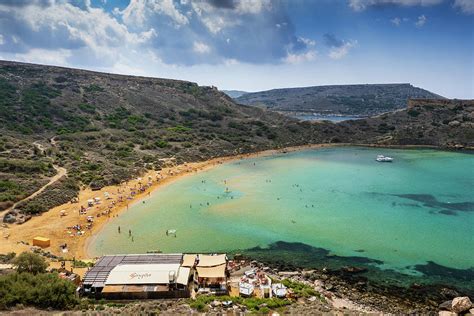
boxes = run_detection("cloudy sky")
[0,0,473,98]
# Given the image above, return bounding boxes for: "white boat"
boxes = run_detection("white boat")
[239,282,254,296]
[376,155,393,162]
[272,283,287,298]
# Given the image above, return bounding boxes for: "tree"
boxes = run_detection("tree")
[12,252,48,274]
[0,272,78,310]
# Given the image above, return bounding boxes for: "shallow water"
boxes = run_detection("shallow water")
[90,147,473,279]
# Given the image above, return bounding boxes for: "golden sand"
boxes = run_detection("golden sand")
[0,144,336,260]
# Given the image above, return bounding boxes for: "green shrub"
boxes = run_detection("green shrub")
[281,279,318,297]
[84,84,104,93]
[407,109,421,117]
[12,252,48,274]
[0,272,78,310]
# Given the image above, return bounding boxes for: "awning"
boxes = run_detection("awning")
[197,254,226,267]
[182,254,197,267]
[196,264,226,278]
[177,267,191,285]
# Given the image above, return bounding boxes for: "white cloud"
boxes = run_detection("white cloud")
[285,50,317,64]
[415,14,427,27]
[121,0,189,27]
[235,0,272,14]
[298,37,316,47]
[190,0,271,34]
[0,2,157,68]
[14,48,72,66]
[193,41,211,54]
[391,17,401,26]
[453,0,474,14]
[328,40,357,59]
[349,0,442,11]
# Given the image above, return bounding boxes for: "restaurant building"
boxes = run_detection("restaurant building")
[81,253,191,299]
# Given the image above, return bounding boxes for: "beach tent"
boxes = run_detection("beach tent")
[33,236,50,248]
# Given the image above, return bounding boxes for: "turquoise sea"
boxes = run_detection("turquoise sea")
[90,147,473,287]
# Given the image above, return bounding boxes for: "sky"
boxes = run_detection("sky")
[0,0,473,98]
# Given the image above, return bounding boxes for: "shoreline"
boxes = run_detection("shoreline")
[1,142,472,260]
[0,143,336,260]
[83,143,340,258]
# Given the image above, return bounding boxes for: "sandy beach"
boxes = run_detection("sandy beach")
[0,143,336,260]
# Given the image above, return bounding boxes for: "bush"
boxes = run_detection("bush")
[281,279,318,298]
[0,252,15,263]
[407,109,421,117]
[0,272,78,310]
[12,252,48,274]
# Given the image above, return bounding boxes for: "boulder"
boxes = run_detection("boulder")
[451,297,472,313]
[448,120,460,127]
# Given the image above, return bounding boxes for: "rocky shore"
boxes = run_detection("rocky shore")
[3,256,472,315]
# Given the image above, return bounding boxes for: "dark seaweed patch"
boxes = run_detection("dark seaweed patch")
[438,210,457,216]
[244,241,383,269]
[414,261,474,282]
[393,193,474,213]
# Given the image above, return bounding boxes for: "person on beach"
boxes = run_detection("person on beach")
[129,229,131,237]
[118,226,121,234]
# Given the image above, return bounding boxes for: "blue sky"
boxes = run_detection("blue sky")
[0,0,472,98]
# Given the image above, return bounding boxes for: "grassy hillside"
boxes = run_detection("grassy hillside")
[0,61,331,213]
[235,84,443,116]
[0,61,471,217]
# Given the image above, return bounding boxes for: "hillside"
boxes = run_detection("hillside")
[235,84,443,116]
[340,99,474,146]
[222,90,249,98]
[0,61,472,218]
[0,60,329,214]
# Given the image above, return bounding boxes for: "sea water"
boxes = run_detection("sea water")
[90,147,473,281]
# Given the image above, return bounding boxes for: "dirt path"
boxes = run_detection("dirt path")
[0,165,67,219]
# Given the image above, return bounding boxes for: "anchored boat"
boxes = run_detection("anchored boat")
[376,155,394,162]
